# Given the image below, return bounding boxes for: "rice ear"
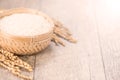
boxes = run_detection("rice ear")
[52,34,65,46]
[0,9,5,13]
[52,19,77,46]
[52,18,72,35]
[0,49,32,80]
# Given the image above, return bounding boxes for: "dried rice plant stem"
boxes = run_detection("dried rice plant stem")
[0,61,32,80]
[0,49,32,80]
[52,19,77,46]
[0,49,32,72]
[52,34,65,46]
[0,9,4,13]
[54,26,77,42]
[12,70,32,80]
[53,19,72,35]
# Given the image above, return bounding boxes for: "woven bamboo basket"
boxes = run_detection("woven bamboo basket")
[0,8,54,55]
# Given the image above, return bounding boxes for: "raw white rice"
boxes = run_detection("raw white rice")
[0,13,53,36]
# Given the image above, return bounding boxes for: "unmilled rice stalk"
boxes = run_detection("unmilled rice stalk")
[52,19,77,46]
[0,49,32,80]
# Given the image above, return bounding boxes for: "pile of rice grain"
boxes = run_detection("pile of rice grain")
[0,13,53,36]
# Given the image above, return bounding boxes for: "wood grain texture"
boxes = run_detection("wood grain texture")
[34,0,105,80]
[93,0,120,80]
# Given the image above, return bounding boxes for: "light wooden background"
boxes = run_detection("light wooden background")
[0,0,120,80]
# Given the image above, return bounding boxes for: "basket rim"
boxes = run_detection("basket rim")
[0,8,54,41]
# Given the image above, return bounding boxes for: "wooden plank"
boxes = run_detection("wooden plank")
[93,0,120,80]
[34,0,106,80]
[0,0,36,80]
[0,0,38,9]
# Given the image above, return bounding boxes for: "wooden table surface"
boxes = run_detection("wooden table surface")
[0,0,120,80]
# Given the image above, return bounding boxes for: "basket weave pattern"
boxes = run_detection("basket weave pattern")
[0,8,54,55]
[0,35,52,55]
